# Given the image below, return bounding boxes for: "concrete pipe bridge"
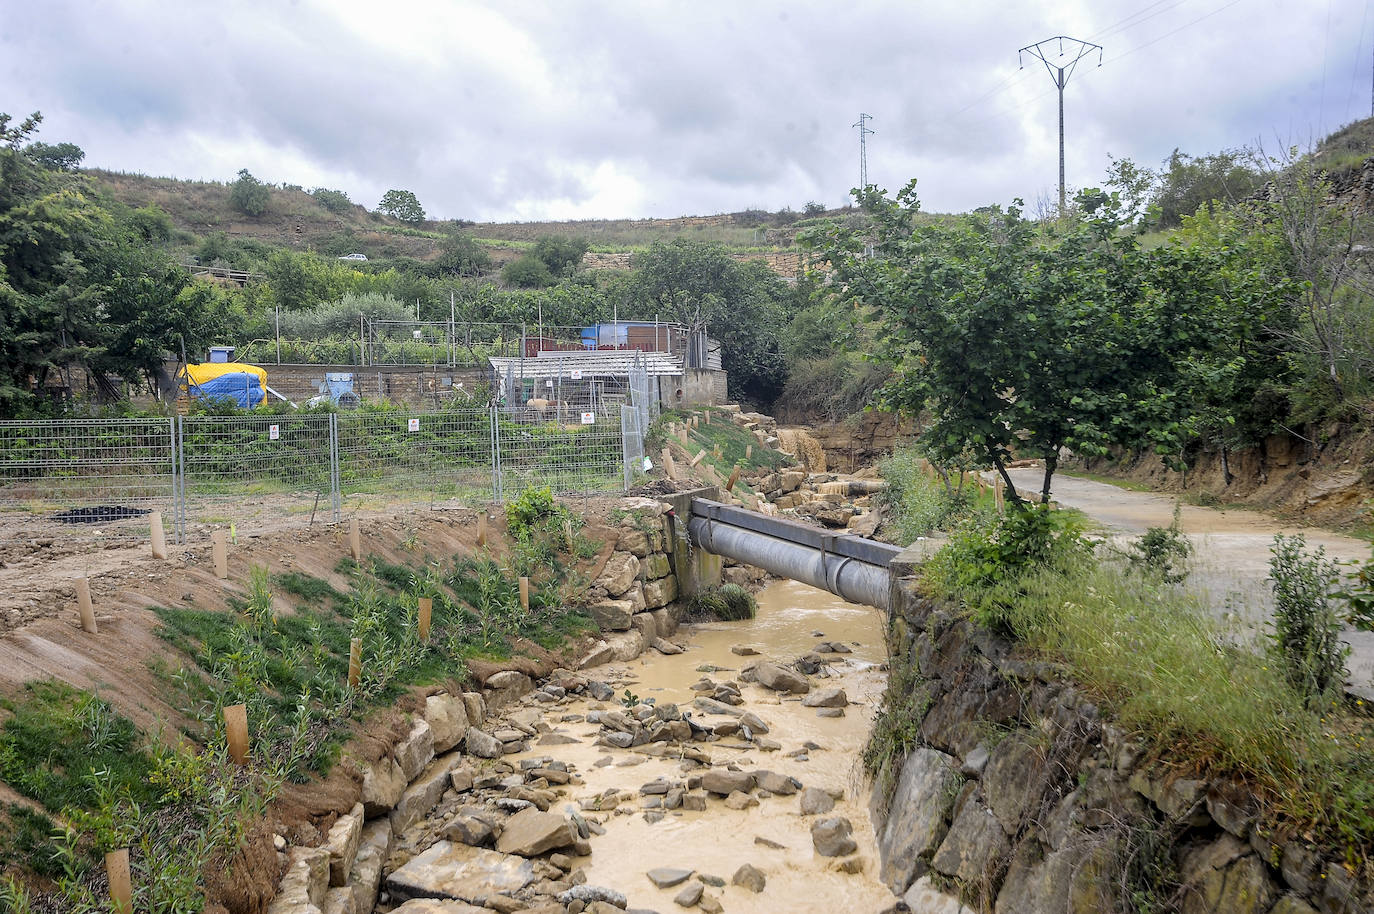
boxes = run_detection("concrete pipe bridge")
[664,489,905,612]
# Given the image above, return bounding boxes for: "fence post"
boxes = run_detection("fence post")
[329,413,341,523]
[175,415,187,544]
[489,404,503,502]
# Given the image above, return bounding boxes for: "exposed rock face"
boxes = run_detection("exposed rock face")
[361,757,407,818]
[324,803,364,887]
[424,693,470,753]
[589,600,634,632]
[596,552,641,597]
[395,719,435,782]
[269,846,331,914]
[874,584,1374,914]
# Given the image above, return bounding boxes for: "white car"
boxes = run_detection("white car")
[338,253,368,261]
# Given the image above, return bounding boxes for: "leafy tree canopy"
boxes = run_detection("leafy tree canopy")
[378,189,425,223]
[23,140,84,171]
[530,235,589,277]
[229,168,271,217]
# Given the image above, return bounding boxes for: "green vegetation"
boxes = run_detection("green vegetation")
[377,188,425,223]
[877,446,989,543]
[685,583,757,621]
[229,168,271,217]
[895,480,1374,864]
[1122,505,1192,585]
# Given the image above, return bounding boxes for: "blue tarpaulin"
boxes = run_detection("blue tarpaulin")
[188,372,265,408]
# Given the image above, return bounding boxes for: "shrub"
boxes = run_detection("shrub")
[229,168,271,217]
[1268,533,1348,703]
[311,187,353,214]
[1124,505,1192,584]
[686,583,757,621]
[878,447,973,543]
[502,254,554,288]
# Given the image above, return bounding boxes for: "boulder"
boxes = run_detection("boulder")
[348,820,392,913]
[724,791,759,810]
[361,757,407,818]
[801,688,848,708]
[641,553,672,581]
[702,769,756,795]
[588,600,634,632]
[461,691,486,726]
[484,670,533,706]
[464,729,503,759]
[646,868,694,888]
[392,756,459,833]
[395,719,435,782]
[754,771,800,796]
[605,630,646,662]
[650,607,678,637]
[442,814,495,847]
[579,640,616,670]
[386,842,535,904]
[269,846,331,913]
[389,901,487,914]
[753,662,809,694]
[779,471,806,493]
[324,803,364,887]
[629,612,658,642]
[618,528,651,556]
[799,786,835,816]
[596,552,641,597]
[424,693,470,753]
[652,638,683,655]
[738,711,770,734]
[811,817,857,857]
[643,577,678,609]
[495,807,577,857]
[320,887,355,914]
[731,863,766,893]
[674,881,704,907]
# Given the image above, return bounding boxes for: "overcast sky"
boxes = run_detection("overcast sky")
[3,0,1369,222]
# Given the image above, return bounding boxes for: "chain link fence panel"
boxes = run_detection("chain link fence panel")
[0,418,177,546]
[336,408,496,511]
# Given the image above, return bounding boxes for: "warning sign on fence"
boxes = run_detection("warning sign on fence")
[408,418,420,432]
[570,369,583,380]
[581,412,595,425]
[268,424,279,440]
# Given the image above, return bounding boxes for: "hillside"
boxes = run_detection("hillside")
[86,169,844,277]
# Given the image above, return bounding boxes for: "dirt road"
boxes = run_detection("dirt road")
[1005,468,1374,700]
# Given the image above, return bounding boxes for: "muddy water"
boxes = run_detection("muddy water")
[514,579,897,913]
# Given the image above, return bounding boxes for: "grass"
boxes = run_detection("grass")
[685,584,757,622]
[920,518,1374,863]
[649,408,791,492]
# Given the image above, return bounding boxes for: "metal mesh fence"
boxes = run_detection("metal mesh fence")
[0,418,177,544]
[0,403,648,549]
[337,408,496,510]
[180,414,335,539]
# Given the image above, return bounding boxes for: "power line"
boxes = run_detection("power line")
[1102,0,1246,65]
[853,112,875,189]
[1019,36,1103,211]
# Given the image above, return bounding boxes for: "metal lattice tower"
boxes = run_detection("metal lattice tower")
[853,113,874,189]
[1018,36,1103,212]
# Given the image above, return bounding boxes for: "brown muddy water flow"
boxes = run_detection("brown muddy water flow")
[511,579,898,913]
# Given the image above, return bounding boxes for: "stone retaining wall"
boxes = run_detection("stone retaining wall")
[875,575,1372,914]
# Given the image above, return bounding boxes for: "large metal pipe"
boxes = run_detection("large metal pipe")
[687,513,893,610]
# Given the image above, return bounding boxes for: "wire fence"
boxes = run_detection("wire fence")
[0,401,655,548]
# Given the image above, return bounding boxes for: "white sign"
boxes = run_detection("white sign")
[546,379,554,388]
[581,411,596,425]
[570,369,583,380]
[408,418,420,432]
[268,424,280,441]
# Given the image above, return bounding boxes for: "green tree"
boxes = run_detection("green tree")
[502,255,554,288]
[530,235,589,277]
[433,231,492,278]
[229,168,271,217]
[809,182,1218,505]
[629,240,797,404]
[378,189,425,223]
[310,187,353,214]
[23,140,84,171]
[1153,148,1258,228]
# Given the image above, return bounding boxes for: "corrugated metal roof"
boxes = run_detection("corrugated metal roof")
[489,351,684,379]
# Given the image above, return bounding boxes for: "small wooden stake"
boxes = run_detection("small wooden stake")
[348,638,362,688]
[518,576,530,611]
[349,518,361,562]
[477,512,488,547]
[704,411,711,425]
[149,510,168,559]
[663,451,676,479]
[76,577,97,633]
[745,444,752,459]
[224,703,248,765]
[418,597,432,641]
[211,530,228,579]
[725,466,742,492]
[106,848,132,914]
[690,449,707,467]
[994,475,1005,515]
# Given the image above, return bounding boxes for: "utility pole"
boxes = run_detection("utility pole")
[1018,36,1102,212]
[852,113,874,190]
